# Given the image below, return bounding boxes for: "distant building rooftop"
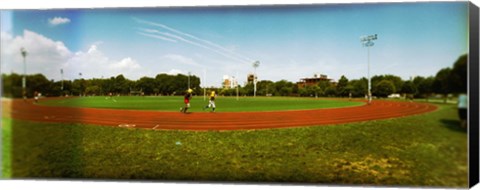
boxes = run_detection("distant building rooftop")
[297,74,333,88]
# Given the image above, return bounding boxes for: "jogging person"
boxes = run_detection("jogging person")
[203,91,216,112]
[180,89,193,113]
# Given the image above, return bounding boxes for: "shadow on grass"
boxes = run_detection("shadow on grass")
[440,119,467,133]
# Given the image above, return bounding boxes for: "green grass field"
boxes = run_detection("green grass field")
[37,96,364,112]
[1,102,468,187]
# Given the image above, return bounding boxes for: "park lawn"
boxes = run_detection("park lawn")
[1,103,467,187]
[1,117,12,178]
[37,96,364,112]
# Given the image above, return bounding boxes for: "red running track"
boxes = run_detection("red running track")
[3,99,437,131]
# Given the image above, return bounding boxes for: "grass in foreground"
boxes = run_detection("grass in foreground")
[37,96,364,112]
[1,103,467,187]
[1,118,12,178]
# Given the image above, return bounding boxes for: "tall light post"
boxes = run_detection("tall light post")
[360,34,377,104]
[235,71,239,100]
[60,69,64,93]
[203,69,206,101]
[20,47,27,99]
[79,72,83,96]
[253,61,260,97]
[188,71,191,89]
[232,75,239,101]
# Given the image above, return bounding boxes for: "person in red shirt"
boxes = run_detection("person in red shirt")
[180,89,193,113]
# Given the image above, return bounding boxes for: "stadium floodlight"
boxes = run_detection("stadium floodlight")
[360,34,378,104]
[253,61,260,97]
[20,47,27,99]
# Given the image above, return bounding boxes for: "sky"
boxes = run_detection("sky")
[0,2,469,87]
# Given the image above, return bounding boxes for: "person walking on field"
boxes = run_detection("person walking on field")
[458,93,468,128]
[180,89,193,113]
[203,91,216,112]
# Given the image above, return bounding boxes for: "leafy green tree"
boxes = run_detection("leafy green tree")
[257,80,274,96]
[449,54,467,93]
[413,76,435,99]
[401,81,416,99]
[317,80,332,97]
[2,73,22,98]
[298,87,308,97]
[324,86,337,97]
[373,80,396,98]
[243,83,254,96]
[383,75,403,93]
[432,68,452,102]
[28,74,51,96]
[412,76,425,97]
[372,75,403,93]
[85,85,101,95]
[401,81,416,94]
[273,80,294,96]
[136,77,155,95]
[298,85,320,97]
[348,78,367,97]
[336,75,349,97]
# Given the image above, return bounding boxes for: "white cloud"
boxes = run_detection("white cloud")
[48,17,71,26]
[1,30,144,81]
[1,30,72,78]
[110,57,140,70]
[165,69,183,75]
[65,45,143,80]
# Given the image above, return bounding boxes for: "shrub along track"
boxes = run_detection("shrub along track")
[3,98,437,131]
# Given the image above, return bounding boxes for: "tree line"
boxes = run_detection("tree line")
[1,73,201,98]
[1,54,467,100]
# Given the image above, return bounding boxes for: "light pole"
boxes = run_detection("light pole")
[235,72,239,100]
[203,69,206,101]
[233,75,239,100]
[188,71,191,89]
[79,72,83,96]
[60,69,64,94]
[20,47,27,99]
[253,61,260,97]
[360,34,377,104]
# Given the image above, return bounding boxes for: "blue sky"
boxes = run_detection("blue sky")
[1,2,468,87]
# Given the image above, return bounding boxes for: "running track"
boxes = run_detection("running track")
[2,98,437,131]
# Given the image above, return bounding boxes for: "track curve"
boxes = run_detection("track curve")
[3,98,437,131]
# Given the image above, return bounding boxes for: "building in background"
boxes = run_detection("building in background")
[297,74,334,88]
[247,73,256,84]
[223,75,233,89]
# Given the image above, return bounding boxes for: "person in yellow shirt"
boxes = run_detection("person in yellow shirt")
[203,91,216,112]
